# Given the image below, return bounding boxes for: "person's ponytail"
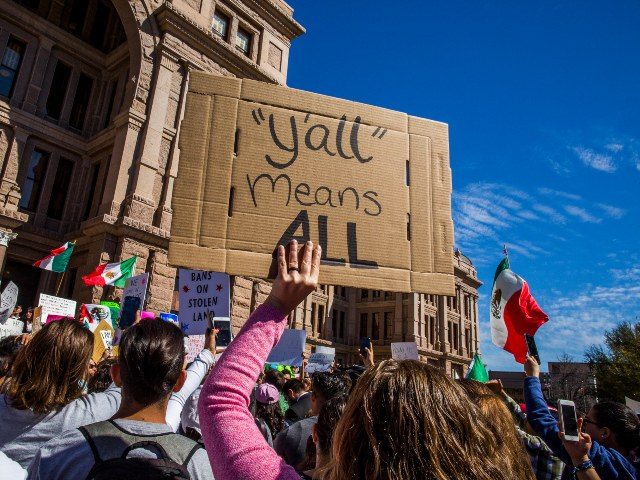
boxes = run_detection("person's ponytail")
[592,401,640,452]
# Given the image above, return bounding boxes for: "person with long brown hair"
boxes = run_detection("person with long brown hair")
[197,240,537,480]
[0,319,120,469]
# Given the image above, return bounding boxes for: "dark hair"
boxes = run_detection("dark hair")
[283,378,304,395]
[592,401,640,450]
[118,319,185,405]
[255,402,285,437]
[2,320,93,413]
[316,394,348,455]
[88,359,116,393]
[0,335,23,380]
[312,373,348,404]
[264,369,286,391]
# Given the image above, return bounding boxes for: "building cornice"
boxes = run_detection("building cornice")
[226,0,305,41]
[155,3,279,83]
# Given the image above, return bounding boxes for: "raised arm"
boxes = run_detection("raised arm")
[198,240,321,480]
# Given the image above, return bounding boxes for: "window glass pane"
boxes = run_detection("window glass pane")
[213,12,229,38]
[47,157,74,219]
[371,312,379,340]
[46,61,72,119]
[0,37,26,98]
[236,28,251,54]
[19,149,49,211]
[89,1,110,51]
[359,313,368,338]
[69,73,93,130]
[83,162,101,220]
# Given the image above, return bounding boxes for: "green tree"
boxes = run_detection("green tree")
[585,321,640,402]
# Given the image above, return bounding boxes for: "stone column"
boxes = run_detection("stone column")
[393,293,403,341]
[22,37,55,115]
[125,48,179,223]
[0,231,17,276]
[0,128,29,209]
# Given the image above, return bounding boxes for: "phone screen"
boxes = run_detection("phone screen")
[214,320,232,347]
[561,403,579,437]
[525,334,541,364]
[360,337,371,356]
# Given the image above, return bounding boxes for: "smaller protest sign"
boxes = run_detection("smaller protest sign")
[0,281,19,323]
[0,317,23,340]
[39,293,76,324]
[179,269,230,336]
[306,347,335,373]
[119,273,149,329]
[266,329,307,367]
[160,312,179,325]
[185,334,205,364]
[81,304,111,333]
[91,319,114,362]
[140,310,155,320]
[391,342,419,361]
[100,301,120,329]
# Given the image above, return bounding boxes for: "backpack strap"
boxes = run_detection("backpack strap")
[78,426,103,464]
[80,419,201,466]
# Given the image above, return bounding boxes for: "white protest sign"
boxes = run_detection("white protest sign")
[391,342,419,360]
[0,317,23,340]
[266,329,307,367]
[39,293,76,323]
[185,334,206,364]
[178,269,230,336]
[119,273,149,328]
[306,347,335,373]
[0,281,19,323]
[100,329,113,349]
[82,304,111,332]
[626,397,640,415]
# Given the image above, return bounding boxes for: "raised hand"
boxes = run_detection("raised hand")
[266,240,321,315]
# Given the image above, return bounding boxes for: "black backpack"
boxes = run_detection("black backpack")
[78,420,202,480]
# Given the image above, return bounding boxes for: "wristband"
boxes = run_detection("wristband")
[572,459,594,474]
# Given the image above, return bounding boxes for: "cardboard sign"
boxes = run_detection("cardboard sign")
[391,342,420,361]
[178,269,230,336]
[39,293,76,324]
[306,347,335,374]
[0,317,23,340]
[169,73,455,295]
[266,328,306,367]
[185,334,206,364]
[91,319,114,363]
[119,273,149,328]
[0,281,19,323]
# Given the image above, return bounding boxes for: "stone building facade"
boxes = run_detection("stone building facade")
[0,0,481,376]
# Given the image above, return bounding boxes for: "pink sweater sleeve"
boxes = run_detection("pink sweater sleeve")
[198,302,301,480]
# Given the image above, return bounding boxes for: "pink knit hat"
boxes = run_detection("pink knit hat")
[256,383,279,405]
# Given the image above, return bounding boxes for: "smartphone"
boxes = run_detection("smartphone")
[119,296,141,329]
[524,334,541,365]
[558,399,580,441]
[360,337,371,356]
[214,319,232,348]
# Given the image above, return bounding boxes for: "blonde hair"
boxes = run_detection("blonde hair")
[327,360,534,480]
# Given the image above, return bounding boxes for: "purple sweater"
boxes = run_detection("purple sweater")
[198,303,300,480]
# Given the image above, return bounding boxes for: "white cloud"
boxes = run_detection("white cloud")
[532,204,566,224]
[538,187,582,201]
[596,203,626,219]
[605,143,624,153]
[563,205,602,223]
[572,147,617,173]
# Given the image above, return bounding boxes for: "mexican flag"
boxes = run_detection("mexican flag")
[82,256,137,288]
[490,257,548,364]
[465,353,489,382]
[33,242,75,273]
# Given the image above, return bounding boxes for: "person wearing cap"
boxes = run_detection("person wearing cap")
[254,383,285,447]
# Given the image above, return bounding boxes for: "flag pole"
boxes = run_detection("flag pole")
[55,270,66,296]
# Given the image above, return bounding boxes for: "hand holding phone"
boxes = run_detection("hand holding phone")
[360,337,371,356]
[524,334,541,365]
[559,400,580,442]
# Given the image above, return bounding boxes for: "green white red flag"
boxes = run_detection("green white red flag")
[465,353,489,382]
[82,256,137,288]
[33,242,75,273]
[490,257,548,364]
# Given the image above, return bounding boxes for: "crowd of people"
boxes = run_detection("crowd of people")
[0,240,638,479]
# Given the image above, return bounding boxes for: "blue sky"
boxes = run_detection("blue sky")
[286,0,640,371]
